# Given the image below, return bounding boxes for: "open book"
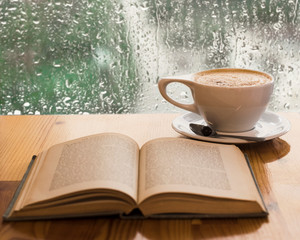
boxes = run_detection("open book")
[4,133,268,221]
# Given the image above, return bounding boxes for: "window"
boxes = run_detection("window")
[0,0,299,114]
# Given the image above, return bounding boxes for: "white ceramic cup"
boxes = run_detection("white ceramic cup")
[158,68,274,132]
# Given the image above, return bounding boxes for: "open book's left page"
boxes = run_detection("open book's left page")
[15,133,140,210]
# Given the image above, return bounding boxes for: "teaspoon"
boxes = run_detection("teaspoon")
[189,123,265,142]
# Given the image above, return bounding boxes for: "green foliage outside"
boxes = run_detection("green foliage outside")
[0,0,139,114]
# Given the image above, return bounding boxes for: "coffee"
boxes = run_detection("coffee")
[194,69,272,87]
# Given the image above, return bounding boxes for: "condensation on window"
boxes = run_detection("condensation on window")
[0,0,299,115]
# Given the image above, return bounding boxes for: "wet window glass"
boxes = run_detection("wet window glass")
[0,0,299,115]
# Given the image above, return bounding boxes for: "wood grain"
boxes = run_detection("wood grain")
[0,112,299,239]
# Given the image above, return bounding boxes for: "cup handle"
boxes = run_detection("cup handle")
[158,77,198,113]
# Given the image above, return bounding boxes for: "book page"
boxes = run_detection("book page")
[138,138,261,204]
[21,133,139,207]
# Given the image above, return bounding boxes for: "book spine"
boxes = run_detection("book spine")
[244,153,268,214]
[3,155,37,221]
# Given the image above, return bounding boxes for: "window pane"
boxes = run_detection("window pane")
[0,0,299,114]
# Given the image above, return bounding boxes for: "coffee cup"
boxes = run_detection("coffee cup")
[158,68,274,132]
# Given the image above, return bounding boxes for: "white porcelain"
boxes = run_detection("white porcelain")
[172,111,290,144]
[158,68,274,132]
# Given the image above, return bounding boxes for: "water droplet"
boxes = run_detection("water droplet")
[284,103,290,109]
[53,62,61,68]
[288,66,294,72]
[63,97,71,106]
[180,91,188,99]
[14,110,21,115]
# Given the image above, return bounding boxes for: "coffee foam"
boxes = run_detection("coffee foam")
[195,70,272,87]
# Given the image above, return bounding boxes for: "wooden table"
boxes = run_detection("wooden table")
[0,113,299,239]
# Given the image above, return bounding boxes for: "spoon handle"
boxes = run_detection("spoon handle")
[216,133,266,142]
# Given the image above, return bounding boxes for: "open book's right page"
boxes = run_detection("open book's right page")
[138,138,263,207]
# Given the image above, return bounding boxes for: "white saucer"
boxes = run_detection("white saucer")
[172,111,290,144]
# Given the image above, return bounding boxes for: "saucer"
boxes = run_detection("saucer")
[172,111,290,144]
